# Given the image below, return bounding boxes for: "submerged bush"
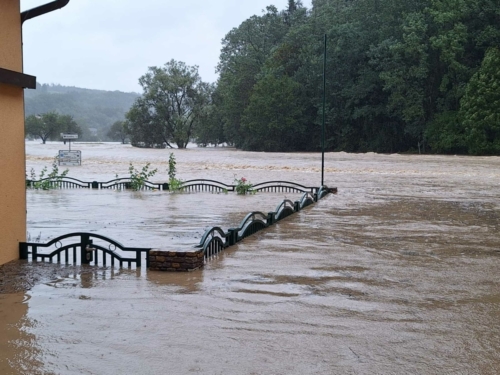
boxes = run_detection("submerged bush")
[234,176,254,195]
[168,152,184,192]
[28,156,69,190]
[128,162,158,191]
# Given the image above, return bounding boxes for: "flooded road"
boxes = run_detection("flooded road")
[1,142,499,374]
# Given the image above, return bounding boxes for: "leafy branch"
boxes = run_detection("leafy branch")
[168,152,184,192]
[28,156,69,190]
[234,175,255,195]
[128,163,158,191]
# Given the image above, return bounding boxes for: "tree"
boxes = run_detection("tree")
[107,120,128,143]
[126,98,166,147]
[460,47,500,154]
[25,112,58,143]
[377,11,431,148]
[25,112,82,144]
[216,6,289,147]
[209,0,500,154]
[59,114,82,136]
[126,60,211,149]
[194,89,227,147]
[424,111,467,153]
[241,74,305,151]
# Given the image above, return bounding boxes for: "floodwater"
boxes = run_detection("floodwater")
[1,141,500,374]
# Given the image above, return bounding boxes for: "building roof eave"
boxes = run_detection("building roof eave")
[0,67,36,89]
[21,0,70,24]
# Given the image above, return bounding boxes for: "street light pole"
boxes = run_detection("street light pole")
[321,34,327,187]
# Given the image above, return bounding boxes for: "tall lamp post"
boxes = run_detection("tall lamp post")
[321,34,327,187]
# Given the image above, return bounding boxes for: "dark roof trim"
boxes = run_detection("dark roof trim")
[21,0,70,24]
[0,67,36,89]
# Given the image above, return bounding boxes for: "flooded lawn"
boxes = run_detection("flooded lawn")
[27,189,302,249]
[1,142,499,374]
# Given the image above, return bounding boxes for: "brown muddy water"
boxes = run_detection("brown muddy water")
[1,141,499,374]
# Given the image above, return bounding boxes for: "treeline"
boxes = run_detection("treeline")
[25,83,139,141]
[25,112,82,144]
[203,0,499,154]
[27,1,500,154]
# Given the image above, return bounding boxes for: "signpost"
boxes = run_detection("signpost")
[61,133,78,151]
[61,133,78,139]
[59,133,81,166]
[58,150,81,166]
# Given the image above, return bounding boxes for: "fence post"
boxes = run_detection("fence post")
[228,228,238,246]
[267,212,275,226]
[19,243,28,259]
[81,234,90,264]
[136,251,142,268]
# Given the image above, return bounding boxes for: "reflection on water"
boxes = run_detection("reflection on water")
[0,293,44,375]
[0,142,498,374]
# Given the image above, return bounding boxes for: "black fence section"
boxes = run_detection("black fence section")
[26,176,92,189]
[97,178,167,190]
[196,186,336,260]
[19,232,151,269]
[252,181,318,194]
[26,177,168,190]
[181,179,234,193]
[26,177,320,193]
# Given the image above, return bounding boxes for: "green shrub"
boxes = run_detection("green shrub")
[29,156,69,190]
[234,176,254,195]
[168,152,184,192]
[128,162,158,191]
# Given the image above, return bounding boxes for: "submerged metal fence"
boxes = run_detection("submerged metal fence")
[196,186,335,260]
[20,182,336,269]
[26,177,320,194]
[20,232,151,268]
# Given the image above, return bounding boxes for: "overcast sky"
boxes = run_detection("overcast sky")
[21,0,312,93]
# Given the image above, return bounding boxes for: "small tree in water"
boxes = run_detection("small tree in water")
[28,156,69,190]
[168,152,183,191]
[128,163,158,191]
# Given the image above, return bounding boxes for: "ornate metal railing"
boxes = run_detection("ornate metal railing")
[252,181,318,194]
[26,177,168,190]
[19,232,151,268]
[317,185,333,200]
[26,176,91,189]
[96,178,167,190]
[196,227,229,259]
[181,179,234,193]
[26,177,319,193]
[196,187,336,260]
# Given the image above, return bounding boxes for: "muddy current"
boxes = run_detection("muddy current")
[1,142,499,374]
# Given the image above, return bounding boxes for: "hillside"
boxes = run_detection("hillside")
[24,83,139,140]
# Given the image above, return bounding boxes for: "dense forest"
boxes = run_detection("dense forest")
[203,0,499,155]
[27,0,500,154]
[25,83,138,141]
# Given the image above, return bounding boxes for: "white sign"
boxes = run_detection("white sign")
[58,150,81,166]
[61,133,79,140]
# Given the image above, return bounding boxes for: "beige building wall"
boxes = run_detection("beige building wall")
[0,0,26,265]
